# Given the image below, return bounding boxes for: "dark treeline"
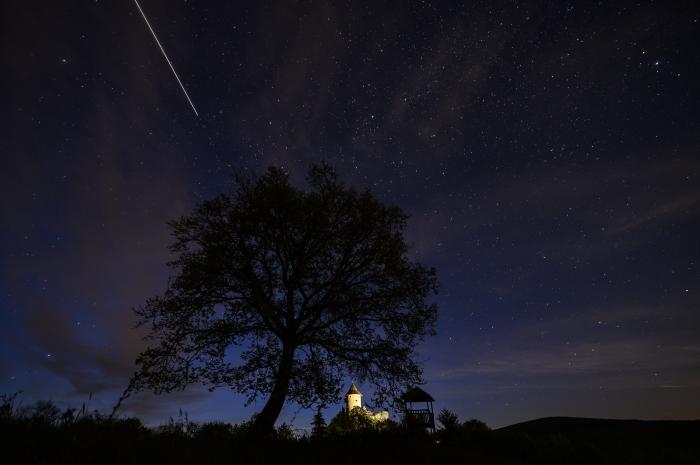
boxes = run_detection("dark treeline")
[3,394,699,465]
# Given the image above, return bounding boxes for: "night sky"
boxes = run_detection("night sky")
[1,1,699,429]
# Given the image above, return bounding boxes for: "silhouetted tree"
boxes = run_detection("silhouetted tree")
[0,391,21,418]
[127,164,438,435]
[21,400,61,425]
[311,407,327,437]
[327,407,377,433]
[437,408,460,433]
[461,418,490,433]
[437,408,461,444]
[276,422,296,441]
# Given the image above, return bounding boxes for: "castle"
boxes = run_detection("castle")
[345,383,389,421]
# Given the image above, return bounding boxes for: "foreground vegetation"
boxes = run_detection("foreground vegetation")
[3,394,699,465]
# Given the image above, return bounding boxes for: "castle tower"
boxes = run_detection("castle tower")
[345,383,362,411]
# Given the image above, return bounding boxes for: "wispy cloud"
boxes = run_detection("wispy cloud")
[607,193,700,234]
[428,298,700,391]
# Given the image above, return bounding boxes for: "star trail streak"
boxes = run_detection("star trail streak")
[133,0,199,117]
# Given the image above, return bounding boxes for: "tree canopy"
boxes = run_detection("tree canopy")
[127,164,438,434]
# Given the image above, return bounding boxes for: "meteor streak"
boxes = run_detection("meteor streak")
[133,0,199,117]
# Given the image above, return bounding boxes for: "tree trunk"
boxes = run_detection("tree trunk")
[251,344,295,436]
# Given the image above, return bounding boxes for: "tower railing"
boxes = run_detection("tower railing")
[405,408,434,428]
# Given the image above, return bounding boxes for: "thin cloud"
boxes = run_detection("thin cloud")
[607,193,700,234]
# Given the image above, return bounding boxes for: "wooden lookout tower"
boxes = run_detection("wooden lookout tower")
[401,386,435,431]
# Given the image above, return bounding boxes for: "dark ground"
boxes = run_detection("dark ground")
[3,407,699,465]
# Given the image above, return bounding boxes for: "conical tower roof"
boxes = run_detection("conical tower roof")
[401,386,434,402]
[345,382,362,396]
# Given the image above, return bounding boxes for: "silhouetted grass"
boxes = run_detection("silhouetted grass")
[2,395,699,464]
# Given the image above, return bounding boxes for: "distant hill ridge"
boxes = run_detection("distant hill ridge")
[500,416,700,433]
[498,416,700,448]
